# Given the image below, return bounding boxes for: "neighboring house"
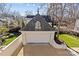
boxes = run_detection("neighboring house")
[74,19,79,32]
[0,17,14,26]
[0,21,3,26]
[0,18,6,26]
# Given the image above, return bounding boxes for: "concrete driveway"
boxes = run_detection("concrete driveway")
[21,44,69,56]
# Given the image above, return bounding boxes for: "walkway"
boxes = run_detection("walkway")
[17,47,23,56]
[72,48,79,53]
[22,44,69,56]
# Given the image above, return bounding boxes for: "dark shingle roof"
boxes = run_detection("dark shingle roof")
[26,15,52,22]
[22,14,53,31]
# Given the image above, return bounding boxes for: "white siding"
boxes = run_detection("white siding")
[22,31,55,44]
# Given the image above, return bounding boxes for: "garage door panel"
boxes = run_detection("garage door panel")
[26,32,50,43]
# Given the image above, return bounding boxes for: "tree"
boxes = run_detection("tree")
[47,3,79,37]
[21,18,25,28]
[0,3,12,18]
[25,3,47,15]
[0,4,6,16]
[25,10,33,16]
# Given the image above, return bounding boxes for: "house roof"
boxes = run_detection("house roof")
[22,14,53,31]
[26,15,52,22]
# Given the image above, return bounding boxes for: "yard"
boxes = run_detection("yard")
[0,33,18,47]
[59,34,79,47]
[3,35,17,45]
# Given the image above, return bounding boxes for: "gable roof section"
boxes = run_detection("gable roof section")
[22,14,53,31]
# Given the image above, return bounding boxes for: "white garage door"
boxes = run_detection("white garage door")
[26,32,51,43]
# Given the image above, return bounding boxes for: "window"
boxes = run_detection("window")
[35,21,41,30]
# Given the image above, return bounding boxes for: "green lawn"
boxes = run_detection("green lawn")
[3,35,17,45]
[59,34,79,47]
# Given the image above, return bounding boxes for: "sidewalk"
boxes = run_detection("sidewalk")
[17,47,23,56]
[72,47,79,53]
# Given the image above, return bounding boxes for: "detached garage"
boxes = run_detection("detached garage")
[21,12,67,49]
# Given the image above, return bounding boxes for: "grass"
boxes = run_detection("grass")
[3,35,17,45]
[59,34,79,47]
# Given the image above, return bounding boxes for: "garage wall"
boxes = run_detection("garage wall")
[22,31,55,45]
